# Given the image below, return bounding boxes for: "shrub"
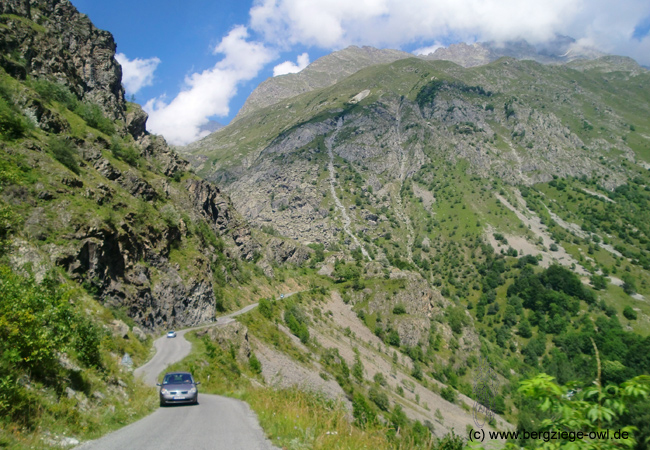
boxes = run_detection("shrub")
[111,138,140,167]
[352,352,364,382]
[48,137,80,174]
[29,78,77,108]
[284,304,310,344]
[591,274,608,290]
[249,353,262,374]
[373,372,387,386]
[441,386,457,403]
[447,305,469,334]
[623,306,637,320]
[352,393,375,427]
[0,82,30,140]
[368,386,390,411]
[387,329,400,347]
[0,100,30,140]
[392,303,407,315]
[258,298,273,320]
[622,273,637,295]
[0,266,103,382]
[75,102,115,135]
[412,361,423,380]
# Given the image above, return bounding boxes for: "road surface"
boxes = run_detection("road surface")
[75,302,284,450]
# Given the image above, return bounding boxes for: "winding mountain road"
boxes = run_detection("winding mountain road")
[75,302,284,450]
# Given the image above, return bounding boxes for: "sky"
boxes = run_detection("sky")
[70,0,650,146]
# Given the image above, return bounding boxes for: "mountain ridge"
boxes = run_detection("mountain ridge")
[226,37,615,125]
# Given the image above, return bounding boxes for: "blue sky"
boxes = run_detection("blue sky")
[70,0,650,145]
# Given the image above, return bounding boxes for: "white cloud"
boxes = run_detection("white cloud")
[249,0,650,66]
[250,0,580,49]
[144,26,275,145]
[273,52,310,76]
[413,44,443,56]
[115,53,161,94]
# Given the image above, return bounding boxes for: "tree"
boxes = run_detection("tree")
[518,317,532,339]
[622,273,637,295]
[352,393,375,428]
[591,274,608,290]
[473,373,650,450]
[352,351,364,382]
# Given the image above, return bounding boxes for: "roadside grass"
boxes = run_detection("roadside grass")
[241,388,400,450]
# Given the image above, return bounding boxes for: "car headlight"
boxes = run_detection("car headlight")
[189,387,196,394]
[161,389,169,395]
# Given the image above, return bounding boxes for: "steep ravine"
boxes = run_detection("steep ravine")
[327,118,372,260]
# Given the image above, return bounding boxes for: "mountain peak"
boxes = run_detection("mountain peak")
[233,46,411,121]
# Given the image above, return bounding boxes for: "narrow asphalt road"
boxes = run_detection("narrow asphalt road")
[75,298,290,450]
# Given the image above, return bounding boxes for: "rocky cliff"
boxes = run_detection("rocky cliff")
[1,0,125,120]
[0,0,300,331]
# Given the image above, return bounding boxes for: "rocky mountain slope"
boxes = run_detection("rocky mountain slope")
[184,45,650,446]
[185,55,649,248]
[225,36,605,123]
[0,0,300,333]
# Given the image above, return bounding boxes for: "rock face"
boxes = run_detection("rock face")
[186,179,260,261]
[56,218,219,329]
[0,0,126,120]
[197,322,251,362]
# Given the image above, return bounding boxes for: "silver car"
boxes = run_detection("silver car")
[167,330,177,338]
[157,372,200,406]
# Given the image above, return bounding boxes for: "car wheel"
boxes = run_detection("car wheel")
[160,399,165,407]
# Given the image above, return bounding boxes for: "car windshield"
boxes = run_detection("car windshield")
[163,373,193,385]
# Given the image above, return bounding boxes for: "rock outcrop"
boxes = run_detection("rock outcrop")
[0,0,270,332]
[0,0,126,120]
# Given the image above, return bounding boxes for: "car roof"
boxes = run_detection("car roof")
[164,371,192,376]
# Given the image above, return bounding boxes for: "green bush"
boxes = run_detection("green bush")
[623,306,637,320]
[0,266,103,382]
[258,298,274,320]
[111,137,140,167]
[48,136,80,174]
[0,81,31,140]
[284,304,310,344]
[29,78,115,135]
[0,99,30,140]
[440,386,457,403]
[249,353,262,374]
[373,372,387,386]
[75,102,115,135]
[352,393,376,428]
[29,78,77,109]
[368,386,390,411]
[352,352,364,382]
